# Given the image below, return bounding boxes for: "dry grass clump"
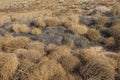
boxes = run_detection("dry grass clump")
[67,73,83,80]
[111,4,120,16]
[77,49,116,80]
[48,45,71,61]
[104,37,116,48]
[58,54,80,72]
[61,15,80,27]
[20,57,67,80]
[31,28,42,35]
[105,53,120,80]
[26,41,45,54]
[37,59,66,80]
[33,17,46,28]
[4,33,14,40]
[107,24,120,38]
[10,15,18,22]
[0,53,19,80]
[61,16,73,28]
[4,36,30,52]
[70,24,88,35]
[67,15,80,24]
[44,17,59,27]
[45,44,57,52]
[10,24,30,33]
[0,34,15,51]
[13,59,35,80]
[60,16,88,35]
[96,16,109,26]
[112,19,120,26]
[14,49,43,63]
[86,29,101,41]
[47,44,80,72]
[10,24,20,33]
[107,24,120,47]
[19,24,30,33]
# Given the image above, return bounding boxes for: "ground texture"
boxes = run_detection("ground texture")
[0,0,120,80]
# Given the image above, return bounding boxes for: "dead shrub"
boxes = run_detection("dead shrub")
[31,28,42,35]
[4,36,30,52]
[0,53,19,80]
[86,29,101,41]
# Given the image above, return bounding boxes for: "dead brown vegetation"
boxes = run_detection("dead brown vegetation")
[0,53,19,80]
[86,29,101,41]
[4,36,30,52]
